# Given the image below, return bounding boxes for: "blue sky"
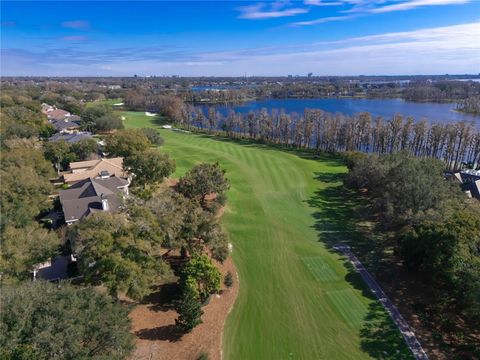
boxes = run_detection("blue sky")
[1,0,479,76]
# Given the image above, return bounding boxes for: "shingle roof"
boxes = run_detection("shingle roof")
[68,115,82,123]
[59,176,129,222]
[49,132,92,143]
[51,119,80,131]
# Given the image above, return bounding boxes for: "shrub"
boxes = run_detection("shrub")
[224,271,234,288]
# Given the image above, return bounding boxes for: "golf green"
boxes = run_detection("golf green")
[122,111,412,360]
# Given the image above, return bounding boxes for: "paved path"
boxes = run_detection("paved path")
[333,244,429,360]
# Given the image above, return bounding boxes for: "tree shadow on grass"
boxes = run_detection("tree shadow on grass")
[135,324,183,342]
[151,115,170,127]
[307,176,414,358]
[360,302,415,360]
[307,180,387,271]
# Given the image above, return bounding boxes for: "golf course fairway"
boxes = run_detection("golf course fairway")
[123,111,413,360]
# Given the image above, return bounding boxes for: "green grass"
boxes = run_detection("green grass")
[121,111,413,360]
[85,98,123,108]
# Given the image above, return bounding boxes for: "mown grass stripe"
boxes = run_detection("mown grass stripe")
[120,111,414,360]
[301,257,341,282]
[327,289,368,328]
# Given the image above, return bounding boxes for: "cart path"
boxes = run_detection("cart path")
[333,245,429,360]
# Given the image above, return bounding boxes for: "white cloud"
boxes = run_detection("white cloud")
[292,15,355,25]
[304,0,344,6]
[3,22,479,76]
[295,0,473,24]
[181,22,478,75]
[370,0,471,13]
[238,2,308,19]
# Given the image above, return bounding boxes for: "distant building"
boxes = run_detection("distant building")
[68,114,82,123]
[41,103,55,114]
[453,169,480,199]
[47,109,71,121]
[59,176,130,225]
[51,119,81,133]
[63,157,127,184]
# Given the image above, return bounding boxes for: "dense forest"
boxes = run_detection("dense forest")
[344,153,480,357]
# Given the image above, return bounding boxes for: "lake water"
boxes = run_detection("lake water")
[201,98,479,125]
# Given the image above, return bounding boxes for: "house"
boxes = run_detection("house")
[452,169,480,200]
[59,176,130,225]
[51,119,81,133]
[68,114,82,123]
[41,103,55,114]
[49,131,93,143]
[63,157,127,183]
[47,108,71,121]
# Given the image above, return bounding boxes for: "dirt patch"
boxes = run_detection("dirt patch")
[129,256,239,360]
[165,178,179,187]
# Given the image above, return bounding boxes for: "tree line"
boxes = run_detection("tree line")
[174,106,480,170]
[344,153,480,357]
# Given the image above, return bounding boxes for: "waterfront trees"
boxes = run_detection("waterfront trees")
[174,107,480,170]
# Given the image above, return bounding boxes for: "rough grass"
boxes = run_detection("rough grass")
[121,111,413,360]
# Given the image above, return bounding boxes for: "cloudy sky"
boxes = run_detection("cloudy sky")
[1,0,479,76]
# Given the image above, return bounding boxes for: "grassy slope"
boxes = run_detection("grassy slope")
[122,111,412,360]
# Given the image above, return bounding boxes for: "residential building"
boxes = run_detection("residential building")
[41,103,55,114]
[49,131,93,143]
[51,119,81,133]
[63,157,127,183]
[59,176,130,225]
[453,169,480,200]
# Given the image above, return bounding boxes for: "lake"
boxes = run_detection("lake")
[200,98,479,125]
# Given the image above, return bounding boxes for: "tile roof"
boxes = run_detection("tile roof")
[47,109,71,120]
[65,157,126,183]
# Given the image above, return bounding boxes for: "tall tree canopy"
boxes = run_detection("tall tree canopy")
[0,223,60,283]
[401,209,480,324]
[0,164,53,228]
[140,127,164,146]
[124,149,175,187]
[175,277,204,333]
[344,153,462,227]
[130,189,229,261]
[67,212,171,300]
[0,281,134,360]
[176,162,229,208]
[105,129,151,157]
[43,140,72,175]
[180,254,222,302]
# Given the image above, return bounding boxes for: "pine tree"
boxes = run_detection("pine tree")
[176,279,204,333]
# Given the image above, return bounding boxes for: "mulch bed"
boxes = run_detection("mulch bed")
[129,256,239,360]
